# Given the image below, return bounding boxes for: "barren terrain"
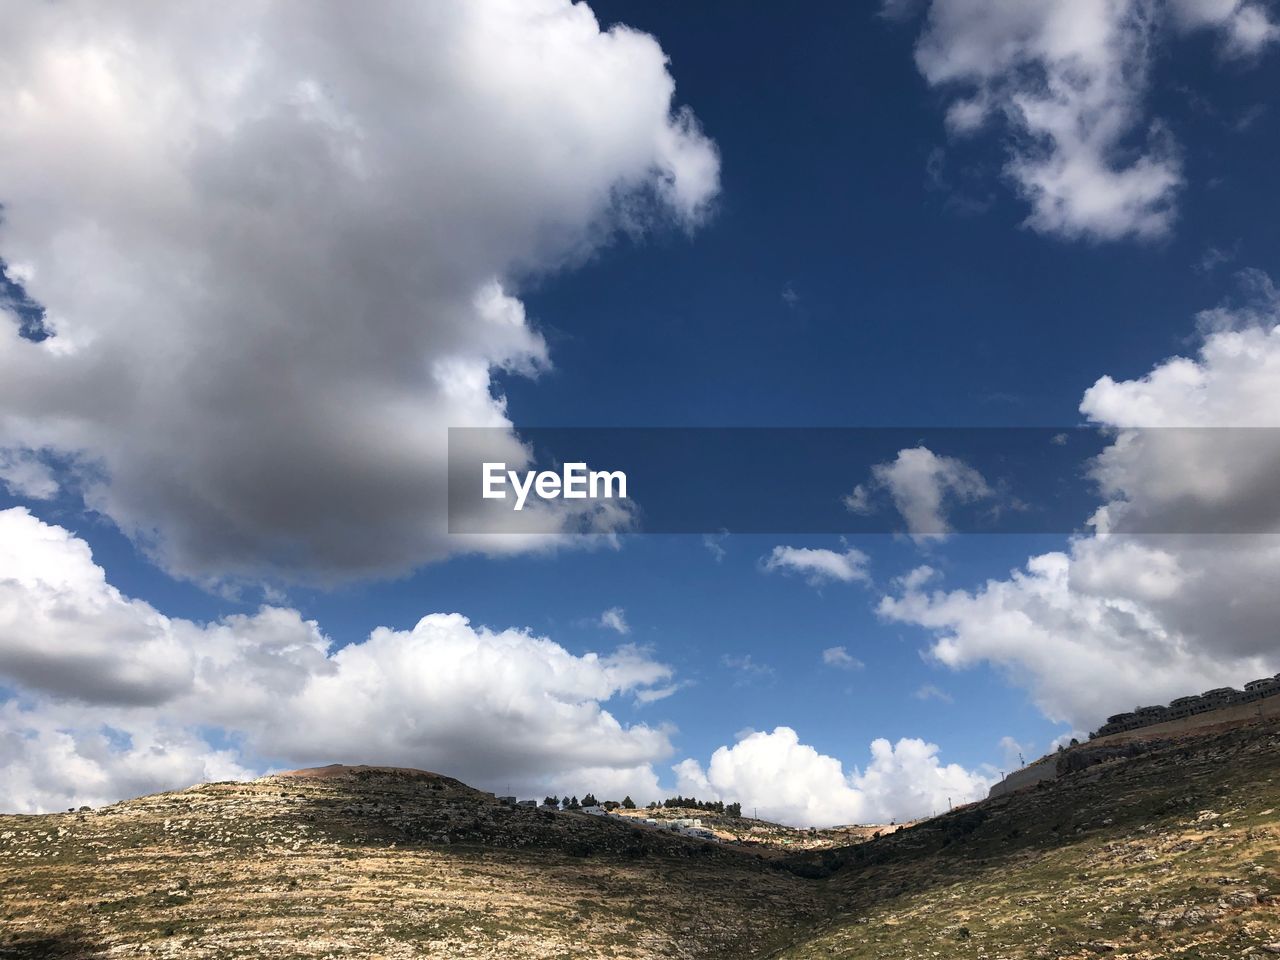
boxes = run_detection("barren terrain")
[3,720,1280,959]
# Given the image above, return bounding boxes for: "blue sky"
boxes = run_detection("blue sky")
[511,1,1280,428]
[2,0,1280,826]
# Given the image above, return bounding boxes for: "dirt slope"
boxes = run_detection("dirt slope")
[4,721,1280,959]
[0,765,824,959]
[772,718,1280,959]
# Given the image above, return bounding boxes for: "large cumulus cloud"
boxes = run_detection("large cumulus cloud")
[0,506,677,812]
[0,508,996,821]
[674,727,991,828]
[881,279,1280,732]
[0,0,718,583]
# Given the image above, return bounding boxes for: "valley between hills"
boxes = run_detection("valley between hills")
[3,716,1279,959]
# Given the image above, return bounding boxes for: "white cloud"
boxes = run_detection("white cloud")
[762,545,871,585]
[0,448,57,499]
[902,0,1276,240]
[881,286,1280,732]
[885,542,1274,727]
[913,683,953,703]
[880,544,1278,731]
[1192,268,1279,334]
[897,564,941,591]
[998,735,1028,770]
[0,507,678,812]
[673,727,991,827]
[632,681,688,705]
[599,606,630,635]
[822,646,865,670]
[0,708,258,817]
[1195,244,1238,276]
[1169,0,1280,55]
[1080,304,1280,539]
[0,0,718,585]
[1049,730,1085,751]
[721,653,775,685]
[845,446,991,541]
[703,531,729,562]
[844,483,873,514]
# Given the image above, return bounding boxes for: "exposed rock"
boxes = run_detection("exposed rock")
[5,721,1280,959]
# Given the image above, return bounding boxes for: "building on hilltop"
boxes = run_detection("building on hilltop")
[1089,676,1280,739]
[1201,687,1241,708]
[1243,676,1280,700]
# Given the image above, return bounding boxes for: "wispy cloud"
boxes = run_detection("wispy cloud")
[599,607,630,635]
[822,646,864,671]
[762,546,870,586]
[913,683,953,704]
[722,653,775,685]
[633,681,692,705]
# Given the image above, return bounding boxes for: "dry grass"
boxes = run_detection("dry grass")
[5,722,1280,959]
[773,719,1280,959]
[0,769,825,959]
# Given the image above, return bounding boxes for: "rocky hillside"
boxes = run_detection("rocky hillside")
[774,717,1280,958]
[0,764,823,959]
[4,720,1280,959]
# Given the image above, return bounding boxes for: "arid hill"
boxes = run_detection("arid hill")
[776,718,1280,958]
[4,721,1280,959]
[0,764,823,959]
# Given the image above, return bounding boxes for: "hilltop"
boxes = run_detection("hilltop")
[0,764,825,959]
[4,722,1280,958]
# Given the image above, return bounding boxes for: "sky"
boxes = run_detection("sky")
[1,0,1280,827]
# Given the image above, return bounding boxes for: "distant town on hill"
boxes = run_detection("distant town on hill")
[1090,673,1280,738]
